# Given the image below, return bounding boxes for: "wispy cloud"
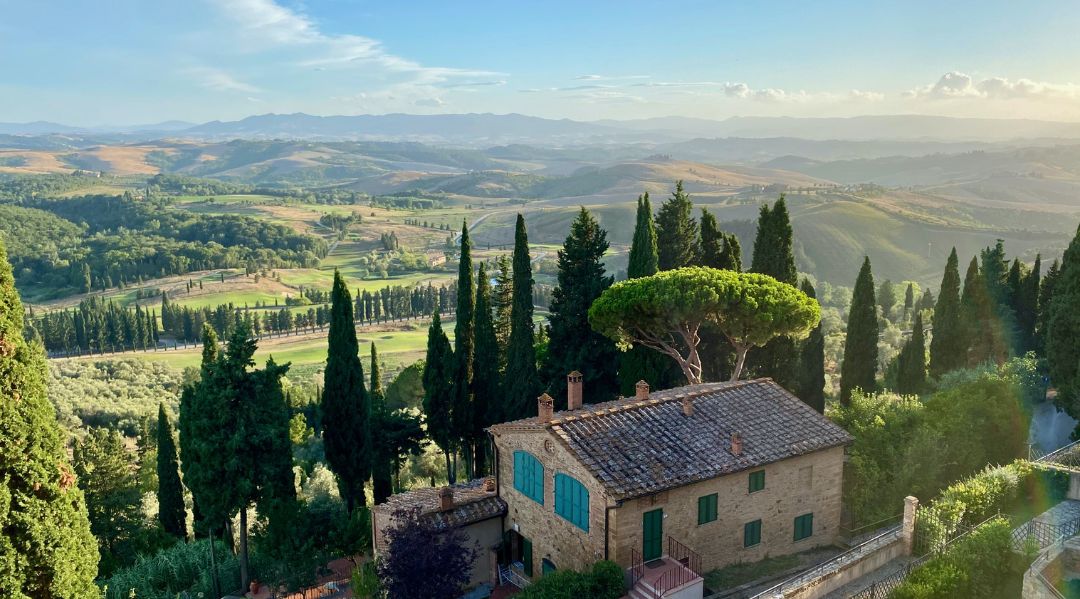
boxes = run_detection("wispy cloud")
[213,0,501,87]
[185,66,262,94]
[906,71,1080,100]
[575,74,651,81]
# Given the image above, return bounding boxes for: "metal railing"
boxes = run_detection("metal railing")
[649,562,701,599]
[1012,513,1080,552]
[667,536,702,575]
[839,513,903,542]
[630,547,645,588]
[751,525,902,598]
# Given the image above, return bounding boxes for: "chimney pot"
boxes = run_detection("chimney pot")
[483,477,496,493]
[635,380,650,400]
[538,393,554,423]
[438,486,454,511]
[567,371,583,411]
[681,394,694,417]
[730,432,743,456]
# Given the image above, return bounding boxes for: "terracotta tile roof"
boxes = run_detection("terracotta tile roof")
[374,477,507,530]
[490,378,853,500]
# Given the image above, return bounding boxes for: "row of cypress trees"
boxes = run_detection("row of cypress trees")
[837,229,1075,404]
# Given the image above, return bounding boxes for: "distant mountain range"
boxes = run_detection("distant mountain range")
[5,113,1080,146]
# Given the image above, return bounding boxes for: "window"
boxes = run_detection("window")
[794,513,814,541]
[748,470,766,493]
[513,451,545,504]
[744,519,762,547]
[542,558,557,575]
[554,473,590,532]
[697,493,718,525]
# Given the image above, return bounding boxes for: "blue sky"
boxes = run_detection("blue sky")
[2,0,1080,125]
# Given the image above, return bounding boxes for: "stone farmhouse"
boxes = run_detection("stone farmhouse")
[372,373,852,597]
[487,374,853,596]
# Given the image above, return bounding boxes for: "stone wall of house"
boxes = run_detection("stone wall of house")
[493,429,615,577]
[612,446,846,572]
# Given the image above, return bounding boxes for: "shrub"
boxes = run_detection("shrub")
[893,518,1033,599]
[516,561,625,599]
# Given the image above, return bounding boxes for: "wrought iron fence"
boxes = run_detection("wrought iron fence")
[1012,514,1080,552]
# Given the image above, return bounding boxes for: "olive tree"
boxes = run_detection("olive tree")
[589,267,820,384]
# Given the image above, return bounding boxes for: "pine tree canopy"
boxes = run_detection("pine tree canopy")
[590,267,819,384]
[1047,225,1080,413]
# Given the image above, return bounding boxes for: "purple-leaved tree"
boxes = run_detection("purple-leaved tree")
[377,506,481,599]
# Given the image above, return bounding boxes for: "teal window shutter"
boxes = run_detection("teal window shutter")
[554,473,590,532]
[513,451,545,504]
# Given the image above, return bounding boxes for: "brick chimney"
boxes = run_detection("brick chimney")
[438,486,454,511]
[681,394,693,417]
[567,371,583,410]
[635,380,650,400]
[538,393,554,423]
[730,432,743,457]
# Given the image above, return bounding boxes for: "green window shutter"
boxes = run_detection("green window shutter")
[523,537,533,576]
[748,470,765,493]
[794,513,814,541]
[697,493,718,524]
[744,519,762,547]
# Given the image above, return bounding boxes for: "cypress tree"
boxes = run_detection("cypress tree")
[370,343,393,504]
[655,181,699,270]
[840,256,879,405]
[896,313,927,396]
[72,426,142,578]
[543,208,620,407]
[699,208,725,269]
[321,270,370,512]
[618,193,674,394]
[0,236,99,597]
[750,196,797,284]
[1037,258,1061,352]
[903,283,915,320]
[720,233,743,272]
[156,402,187,539]
[1016,255,1040,354]
[749,195,798,389]
[505,215,540,421]
[452,222,475,479]
[422,312,456,482]
[493,255,513,359]
[794,278,826,412]
[1047,225,1080,409]
[627,193,659,278]
[961,256,1006,366]
[472,263,500,474]
[929,248,965,378]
